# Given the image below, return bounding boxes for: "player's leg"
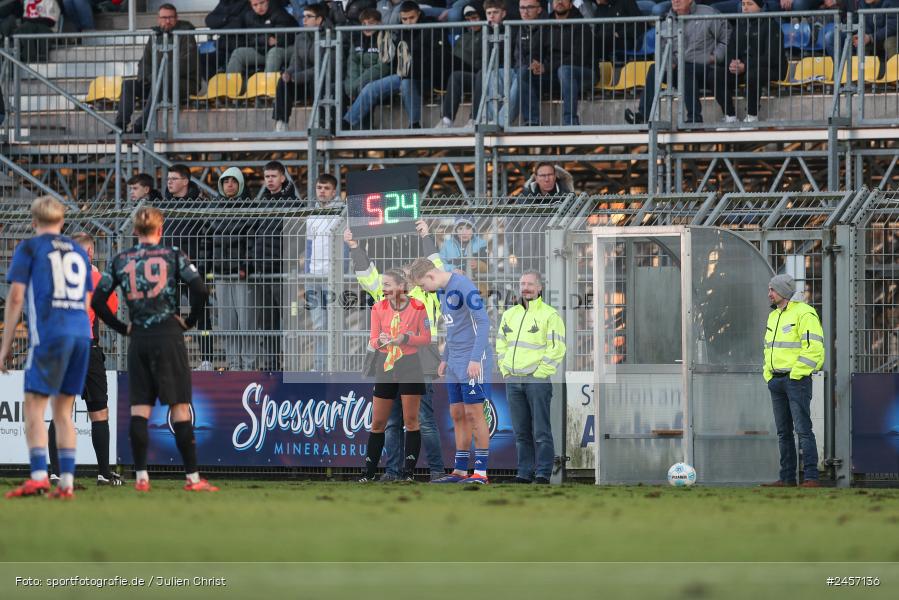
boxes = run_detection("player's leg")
[47,420,59,482]
[50,393,77,496]
[162,337,218,492]
[432,380,471,483]
[361,393,394,482]
[84,346,119,485]
[128,338,155,491]
[6,392,52,498]
[461,377,491,484]
[400,394,422,480]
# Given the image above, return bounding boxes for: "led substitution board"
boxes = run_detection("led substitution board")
[346,167,420,238]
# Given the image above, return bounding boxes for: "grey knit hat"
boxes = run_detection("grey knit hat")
[769,274,795,300]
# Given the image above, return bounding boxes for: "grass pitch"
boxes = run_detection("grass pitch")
[2,479,898,599]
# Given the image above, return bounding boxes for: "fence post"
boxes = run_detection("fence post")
[832,223,855,487]
[546,227,569,484]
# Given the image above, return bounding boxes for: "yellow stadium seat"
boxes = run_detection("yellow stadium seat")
[840,56,880,84]
[84,75,123,103]
[190,73,243,101]
[875,54,899,84]
[232,72,280,100]
[599,61,653,92]
[595,61,614,89]
[775,56,833,86]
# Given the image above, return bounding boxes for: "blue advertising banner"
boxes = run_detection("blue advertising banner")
[851,373,899,474]
[116,372,517,469]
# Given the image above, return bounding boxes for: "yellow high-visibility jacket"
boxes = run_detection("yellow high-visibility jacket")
[496,296,566,379]
[350,240,442,336]
[763,300,825,381]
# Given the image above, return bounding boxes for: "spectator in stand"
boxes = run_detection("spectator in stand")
[580,0,644,60]
[822,0,898,65]
[439,216,489,277]
[507,0,544,126]
[210,166,257,371]
[272,2,332,132]
[304,173,345,371]
[254,161,301,370]
[625,0,729,125]
[63,0,95,31]
[342,2,446,129]
[205,0,252,75]
[16,0,61,62]
[225,0,297,76]
[519,162,573,199]
[127,173,163,205]
[114,4,198,134]
[344,8,393,107]
[523,0,598,127]
[434,4,484,128]
[713,0,786,125]
[378,0,445,23]
[160,164,214,371]
[710,0,822,15]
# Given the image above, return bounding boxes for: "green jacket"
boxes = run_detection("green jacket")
[763,301,825,381]
[344,31,393,98]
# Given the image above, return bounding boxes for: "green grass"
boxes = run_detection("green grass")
[2,479,899,599]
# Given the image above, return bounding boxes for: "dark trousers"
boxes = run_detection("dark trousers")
[272,75,314,123]
[441,69,484,121]
[639,61,714,123]
[714,66,769,118]
[768,375,819,482]
[255,282,282,371]
[115,78,152,129]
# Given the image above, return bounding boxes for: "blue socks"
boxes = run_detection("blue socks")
[454,450,469,473]
[58,447,76,490]
[474,448,489,477]
[29,447,48,481]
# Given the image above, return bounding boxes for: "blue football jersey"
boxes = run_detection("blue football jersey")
[7,234,93,345]
[439,272,491,367]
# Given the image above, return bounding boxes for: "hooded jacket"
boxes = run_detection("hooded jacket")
[450,25,484,73]
[520,165,574,199]
[670,3,730,66]
[160,181,211,270]
[531,7,594,71]
[205,0,250,29]
[211,167,255,276]
[138,20,199,96]
[439,216,489,273]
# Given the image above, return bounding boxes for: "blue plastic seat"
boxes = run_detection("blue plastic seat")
[782,22,812,50]
[625,27,656,58]
[809,22,836,53]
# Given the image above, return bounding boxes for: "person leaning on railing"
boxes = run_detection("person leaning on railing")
[625,0,730,125]
[113,4,198,134]
[273,2,333,131]
[713,0,786,124]
[821,0,898,68]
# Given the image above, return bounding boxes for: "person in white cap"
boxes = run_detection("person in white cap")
[762,273,825,488]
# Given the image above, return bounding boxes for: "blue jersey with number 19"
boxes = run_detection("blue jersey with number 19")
[6,233,93,346]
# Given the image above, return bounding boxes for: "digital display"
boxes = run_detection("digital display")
[346,168,421,238]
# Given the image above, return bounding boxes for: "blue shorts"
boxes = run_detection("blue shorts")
[24,336,91,397]
[446,362,490,405]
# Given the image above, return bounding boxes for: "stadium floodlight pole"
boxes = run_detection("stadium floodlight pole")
[129,0,136,32]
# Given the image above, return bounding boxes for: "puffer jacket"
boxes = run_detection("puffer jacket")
[345,31,392,97]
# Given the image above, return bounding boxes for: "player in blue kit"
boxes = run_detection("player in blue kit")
[409,258,492,484]
[0,197,92,499]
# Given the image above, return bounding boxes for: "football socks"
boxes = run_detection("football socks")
[58,447,76,490]
[364,431,386,478]
[173,420,198,475]
[91,420,111,477]
[130,416,149,472]
[29,447,48,482]
[474,448,489,477]
[454,450,470,474]
[403,430,421,477]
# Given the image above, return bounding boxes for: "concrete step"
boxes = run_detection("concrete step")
[18,78,94,96]
[49,45,144,63]
[23,62,138,79]
[80,34,150,47]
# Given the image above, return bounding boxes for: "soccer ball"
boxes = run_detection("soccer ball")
[667,462,697,487]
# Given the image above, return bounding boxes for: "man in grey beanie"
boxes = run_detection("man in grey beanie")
[762,273,825,488]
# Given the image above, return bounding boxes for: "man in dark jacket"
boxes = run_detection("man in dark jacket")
[210,166,257,371]
[272,2,332,131]
[253,161,302,370]
[434,4,484,128]
[114,4,198,134]
[508,0,544,126]
[713,0,785,124]
[205,0,251,75]
[580,0,645,59]
[822,0,899,63]
[225,0,297,75]
[395,1,448,128]
[159,163,215,370]
[126,173,164,206]
[523,0,598,126]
